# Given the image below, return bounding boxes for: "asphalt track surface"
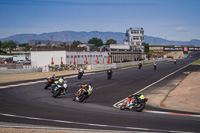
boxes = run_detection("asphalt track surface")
[0,52,200,132]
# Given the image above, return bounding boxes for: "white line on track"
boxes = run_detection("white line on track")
[0,113,194,133]
[0,73,96,89]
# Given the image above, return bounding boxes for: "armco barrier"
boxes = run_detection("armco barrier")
[86,59,169,70]
[0,67,42,74]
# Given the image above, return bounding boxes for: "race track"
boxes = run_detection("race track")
[0,52,200,132]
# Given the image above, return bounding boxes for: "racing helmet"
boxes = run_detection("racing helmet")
[87,83,92,87]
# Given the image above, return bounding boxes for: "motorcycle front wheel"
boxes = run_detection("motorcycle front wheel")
[52,89,61,98]
[134,103,146,112]
[78,74,81,79]
[44,82,50,89]
[72,95,76,101]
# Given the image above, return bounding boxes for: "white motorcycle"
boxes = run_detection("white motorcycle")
[52,80,68,98]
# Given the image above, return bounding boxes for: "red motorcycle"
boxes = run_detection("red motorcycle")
[44,75,56,89]
[72,86,89,102]
[120,94,148,112]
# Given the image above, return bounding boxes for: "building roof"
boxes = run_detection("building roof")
[30,46,108,52]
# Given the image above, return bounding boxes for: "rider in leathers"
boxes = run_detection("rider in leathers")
[126,94,145,108]
[79,83,93,97]
[56,77,66,95]
[78,68,84,73]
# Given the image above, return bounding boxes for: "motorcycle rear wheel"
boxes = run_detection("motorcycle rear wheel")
[79,94,86,102]
[120,104,126,110]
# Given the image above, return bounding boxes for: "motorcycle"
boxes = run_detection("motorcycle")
[78,71,84,79]
[138,63,142,69]
[72,88,89,102]
[120,94,148,112]
[44,75,56,89]
[52,80,68,98]
[107,70,112,80]
[174,60,176,65]
[153,64,156,70]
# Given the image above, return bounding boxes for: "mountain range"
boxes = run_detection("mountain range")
[1,31,200,46]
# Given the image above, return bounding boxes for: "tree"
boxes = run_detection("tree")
[4,41,17,53]
[88,38,103,47]
[71,40,81,47]
[143,43,150,60]
[0,41,2,49]
[105,39,117,45]
[19,43,31,51]
[143,43,149,53]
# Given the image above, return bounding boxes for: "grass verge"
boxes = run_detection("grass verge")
[192,59,200,65]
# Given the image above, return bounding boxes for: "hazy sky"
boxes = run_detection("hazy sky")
[0,0,200,41]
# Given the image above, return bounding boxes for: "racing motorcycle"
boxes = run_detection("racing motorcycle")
[44,75,56,89]
[174,59,176,65]
[153,64,156,70]
[107,69,113,80]
[120,94,148,112]
[78,71,84,79]
[72,88,89,102]
[138,63,142,69]
[52,80,68,98]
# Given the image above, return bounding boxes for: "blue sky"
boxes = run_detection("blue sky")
[0,0,200,41]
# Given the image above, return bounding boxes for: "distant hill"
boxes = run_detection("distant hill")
[1,31,200,46]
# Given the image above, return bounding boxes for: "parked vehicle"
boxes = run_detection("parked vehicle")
[16,60,26,64]
[25,60,31,64]
[120,94,148,112]
[13,55,28,62]
[3,57,13,63]
[0,50,7,54]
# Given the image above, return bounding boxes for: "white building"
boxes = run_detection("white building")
[124,27,144,52]
[31,48,108,67]
[30,46,142,67]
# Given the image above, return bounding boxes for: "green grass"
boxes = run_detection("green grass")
[192,59,200,65]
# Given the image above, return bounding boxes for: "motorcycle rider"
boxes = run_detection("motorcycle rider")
[126,93,146,108]
[107,68,113,76]
[138,63,142,69]
[78,68,84,73]
[126,94,134,107]
[174,59,176,64]
[79,83,93,97]
[56,77,66,95]
[153,62,156,70]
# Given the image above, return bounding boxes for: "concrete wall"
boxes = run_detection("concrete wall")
[31,51,109,67]
[0,67,42,74]
[31,51,66,67]
[86,58,168,70]
[66,51,108,65]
